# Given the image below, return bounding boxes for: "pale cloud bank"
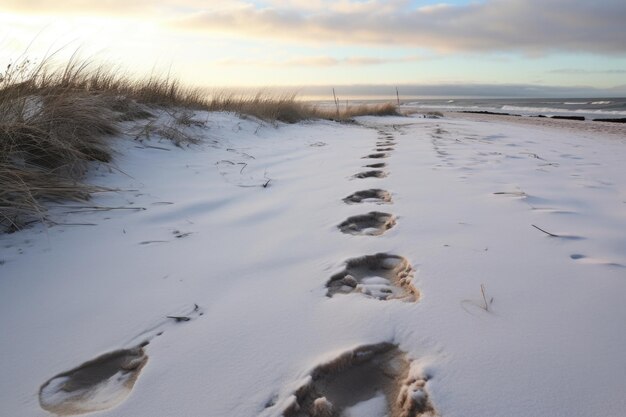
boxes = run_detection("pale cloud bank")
[4,0,626,55]
[215,55,421,67]
[296,83,626,98]
[172,0,626,54]
[549,68,626,74]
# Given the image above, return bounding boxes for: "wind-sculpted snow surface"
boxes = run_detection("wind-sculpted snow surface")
[1,112,626,417]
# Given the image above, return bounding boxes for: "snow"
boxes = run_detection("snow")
[1,111,626,417]
[343,393,387,417]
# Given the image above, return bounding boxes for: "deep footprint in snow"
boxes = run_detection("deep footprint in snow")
[343,189,392,204]
[364,162,386,168]
[362,153,388,159]
[353,170,387,179]
[282,343,437,417]
[376,147,395,152]
[327,253,418,301]
[338,212,396,236]
[39,304,202,415]
[39,344,149,416]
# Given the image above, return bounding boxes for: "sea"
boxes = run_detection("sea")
[308,97,626,120]
[402,98,626,120]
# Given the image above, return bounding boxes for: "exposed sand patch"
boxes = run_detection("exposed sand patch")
[283,343,437,417]
[343,189,392,204]
[327,254,418,301]
[337,212,396,236]
[39,344,148,416]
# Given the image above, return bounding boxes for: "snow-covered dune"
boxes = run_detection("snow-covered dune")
[1,112,625,417]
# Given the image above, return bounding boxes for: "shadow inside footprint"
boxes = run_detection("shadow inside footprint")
[570,254,625,268]
[353,170,387,179]
[338,212,396,236]
[39,344,148,416]
[364,162,386,168]
[283,343,437,417]
[327,253,418,301]
[343,189,392,204]
[376,147,394,152]
[362,153,388,159]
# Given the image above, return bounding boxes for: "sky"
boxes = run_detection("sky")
[1,0,625,97]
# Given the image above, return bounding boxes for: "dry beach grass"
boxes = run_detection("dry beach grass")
[0,56,399,232]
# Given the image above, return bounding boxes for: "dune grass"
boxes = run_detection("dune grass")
[0,55,399,232]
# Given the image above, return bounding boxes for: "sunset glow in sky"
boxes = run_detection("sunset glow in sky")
[1,0,625,94]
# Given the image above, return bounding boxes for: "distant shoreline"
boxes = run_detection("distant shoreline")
[427,109,626,139]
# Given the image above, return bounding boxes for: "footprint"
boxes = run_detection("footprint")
[364,163,386,169]
[343,190,392,204]
[283,343,437,417]
[376,147,394,152]
[327,254,418,301]
[377,141,396,146]
[362,153,388,159]
[338,212,396,236]
[39,344,149,416]
[353,170,387,179]
[570,254,625,268]
[39,304,202,415]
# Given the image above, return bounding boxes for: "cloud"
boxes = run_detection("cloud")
[5,0,626,55]
[1,0,153,15]
[549,68,626,74]
[172,0,626,54]
[215,54,421,67]
[297,82,626,98]
[0,0,246,17]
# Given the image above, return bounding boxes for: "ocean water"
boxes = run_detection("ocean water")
[402,98,626,120]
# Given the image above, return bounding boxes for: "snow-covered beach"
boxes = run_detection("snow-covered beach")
[1,111,625,417]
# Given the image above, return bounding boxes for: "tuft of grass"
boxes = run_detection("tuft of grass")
[1,63,119,231]
[205,93,399,123]
[425,111,444,118]
[206,92,314,123]
[337,102,399,119]
[461,284,494,314]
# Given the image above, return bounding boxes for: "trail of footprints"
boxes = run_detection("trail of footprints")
[38,129,437,416]
[275,129,437,417]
